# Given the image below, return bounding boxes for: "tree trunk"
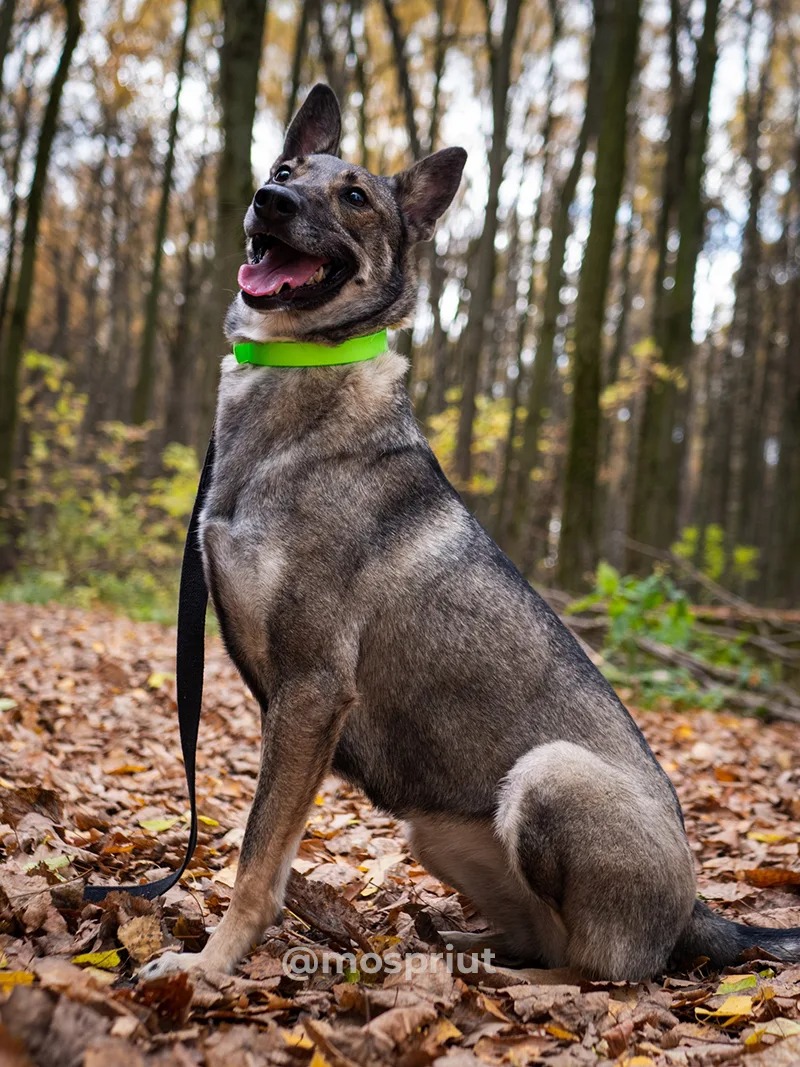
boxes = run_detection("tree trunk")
[494,1,561,543]
[200,0,268,446]
[557,0,641,590]
[311,0,347,104]
[0,62,34,353]
[0,0,82,523]
[768,279,800,604]
[165,158,207,446]
[379,0,422,160]
[506,0,610,558]
[627,0,721,564]
[415,0,455,423]
[285,0,310,127]
[0,0,17,115]
[132,0,194,426]
[726,5,775,550]
[453,0,522,487]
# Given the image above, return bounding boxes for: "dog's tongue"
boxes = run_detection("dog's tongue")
[238,243,327,297]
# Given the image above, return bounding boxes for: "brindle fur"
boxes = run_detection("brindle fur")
[141,85,800,983]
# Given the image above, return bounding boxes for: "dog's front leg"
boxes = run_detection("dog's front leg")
[140,670,355,978]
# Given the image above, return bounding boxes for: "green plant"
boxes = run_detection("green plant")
[0,353,198,621]
[569,562,772,710]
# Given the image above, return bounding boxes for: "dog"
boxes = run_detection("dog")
[142,84,800,982]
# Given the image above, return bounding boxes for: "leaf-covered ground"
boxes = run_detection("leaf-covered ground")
[3,603,800,1066]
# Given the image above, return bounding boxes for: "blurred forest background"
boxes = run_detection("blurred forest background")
[1,0,799,637]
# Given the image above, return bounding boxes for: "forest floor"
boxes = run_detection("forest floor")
[3,604,800,1066]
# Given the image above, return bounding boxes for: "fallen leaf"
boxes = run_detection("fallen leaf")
[71,950,121,970]
[746,1018,800,1046]
[118,915,163,963]
[359,852,405,896]
[213,864,238,887]
[138,816,179,833]
[0,972,34,988]
[716,974,758,994]
[696,994,753,1024]
[739,868,800,888]
[748,831,795,845]
[544,1023,578,1041]
[147,672,173,689]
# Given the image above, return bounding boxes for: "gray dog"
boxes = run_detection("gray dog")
[142,85,800,983]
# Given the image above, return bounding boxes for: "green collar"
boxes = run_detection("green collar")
[233,329,388,368]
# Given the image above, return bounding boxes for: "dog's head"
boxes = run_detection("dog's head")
[226,84,467,345]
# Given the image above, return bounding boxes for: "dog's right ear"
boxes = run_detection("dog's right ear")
[279,84,342,161]
[392,147,467,242]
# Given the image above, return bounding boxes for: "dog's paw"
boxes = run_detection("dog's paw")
[138,950,203,981]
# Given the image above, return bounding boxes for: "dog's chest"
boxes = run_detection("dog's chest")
[199,441,292,684]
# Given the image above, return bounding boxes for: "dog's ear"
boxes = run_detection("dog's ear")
[392,147,467,242]
[280,84,342,160]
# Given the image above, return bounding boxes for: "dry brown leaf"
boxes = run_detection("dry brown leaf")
[117,914,163,963]
[739,868,800,888]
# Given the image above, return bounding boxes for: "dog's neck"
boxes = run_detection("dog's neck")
[215,348,413,458]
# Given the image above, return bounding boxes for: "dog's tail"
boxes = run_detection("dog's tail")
[672,899,800,969]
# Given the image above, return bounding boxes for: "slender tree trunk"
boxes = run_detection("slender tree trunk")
[768,280,800,603]
[494,3,561,542]
[0,0,17,114]
[650,0,686,327]
[506,1,610,558]
[599,108,640,566]
[377,0,425,370]
[132,0,194,425]
[200,0,268,445]
[311,0,347,104]
[285,0,310,127]
[0,0,81,524]
[557,0,641,590]
[726,4,775,550]
[454,0,522,487]
[627,0,720,565]
[349,8,369,168]
[379,0,421,159]
[0,64,34,353]
[166,157,207,446]
[416,0,455,422]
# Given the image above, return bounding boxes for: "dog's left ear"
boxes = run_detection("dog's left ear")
[392,147,467,242]
[280,84,342,160]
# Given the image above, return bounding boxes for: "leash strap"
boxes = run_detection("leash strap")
[83,433,216,902]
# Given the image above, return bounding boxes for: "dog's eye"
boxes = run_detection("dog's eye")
[274,166,292,183]
[343,187,367,207]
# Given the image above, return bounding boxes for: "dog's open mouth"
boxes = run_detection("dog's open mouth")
[238,236,351,309]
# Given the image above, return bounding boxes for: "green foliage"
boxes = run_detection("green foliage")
[570,563,772,710]
[428,392,514,495]
[572,561,694,651]
[672,524,760,585]
[0,353,197,621]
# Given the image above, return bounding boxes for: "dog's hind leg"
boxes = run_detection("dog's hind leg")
[406,814,567,967]
[140,670,356,978]
[495,741,696,981]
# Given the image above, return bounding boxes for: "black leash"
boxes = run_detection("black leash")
[83,433,216,902]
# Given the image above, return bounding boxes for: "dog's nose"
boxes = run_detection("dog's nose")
[252,186,299,222]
